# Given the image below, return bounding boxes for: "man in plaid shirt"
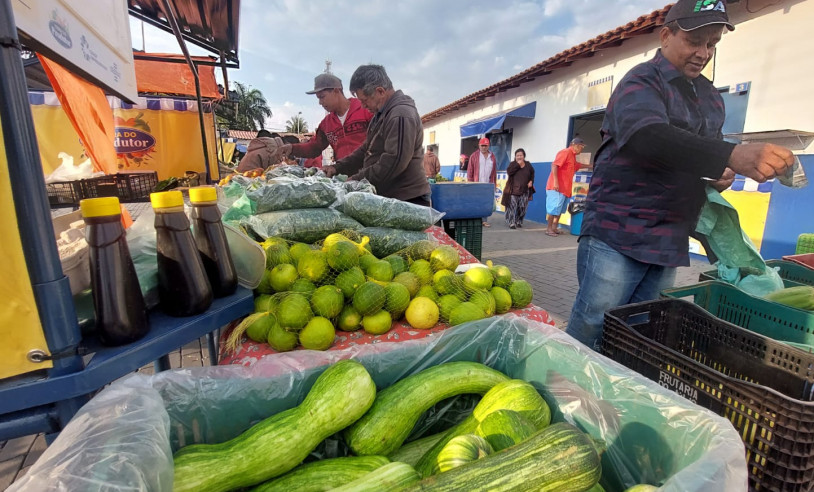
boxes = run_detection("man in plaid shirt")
[566,0,794,350]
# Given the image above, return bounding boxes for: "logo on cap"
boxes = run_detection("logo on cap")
[694,0,726,13]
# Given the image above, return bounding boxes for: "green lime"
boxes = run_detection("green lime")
[463,267,494,292]
[267,323,299,352]
[449,302,486,326]
[269,263,298,292]
[265,242,292,269]
[298,250,329,283]
[337,305,363,332]
[327,240,360,271]
[405,297,440,329]
[277,293,313,330]
[393,271,421,297]
[367,260,394,282]
[509,280,533,308]
[359,253,379,272]
[384,282,411,317]
[352,281,386,315]
[416,284,439,304]
[254,294,278,313]
[409,240,436,262]
[289,242,313,264]
[311,285,344,319]
[434,270,462,297]
[246,313,276,342]
[410,259,434,285]
[469,289,496,316]
[491,265,513,288]
[291,278,317,295]
[335,267,366,299]
[256,269,274,295]
[430,245,460,272]
[491,287,513,314]
[384,255,408,276]
[438,295,463,322]
[299,317,336,350]
[362,309,392,335]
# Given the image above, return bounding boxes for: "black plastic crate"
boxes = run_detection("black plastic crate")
[78,175,119,200]
[443,219,482,260]
[46,181,82,207]
[601,299,814,492]
[116,171,158,202]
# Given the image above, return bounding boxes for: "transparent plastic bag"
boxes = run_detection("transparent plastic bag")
[10,316,746,492]
[776,155,808,189]
[359,227,431,258]
[125,207,160,309]
[340,192,444,230]
[241,208,363,244]
[246,177,345,213]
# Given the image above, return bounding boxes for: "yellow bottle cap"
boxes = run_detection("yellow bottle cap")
[189,186,218,203]
[150,190,184,209]
[79,197,121,218]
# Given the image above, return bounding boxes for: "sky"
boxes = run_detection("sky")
[129,0,670,133]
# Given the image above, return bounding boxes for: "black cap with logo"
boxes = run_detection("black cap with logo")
[664,0,735,31]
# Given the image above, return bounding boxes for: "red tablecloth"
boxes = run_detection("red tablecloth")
[219,226,554,367]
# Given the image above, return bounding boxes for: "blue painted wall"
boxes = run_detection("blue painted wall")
[440,165,458,180]
[760,155,814,259]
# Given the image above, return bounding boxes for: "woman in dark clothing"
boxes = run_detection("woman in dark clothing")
[501,148,535,229]
[458,154,468,171]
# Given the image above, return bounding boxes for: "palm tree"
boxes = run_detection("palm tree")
[222,81,272,131]
[286,113,308,134]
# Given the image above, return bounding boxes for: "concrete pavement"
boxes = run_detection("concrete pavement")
[479,212,710,327]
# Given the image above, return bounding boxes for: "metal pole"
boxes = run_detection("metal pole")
[161,0,212,184]
[0,0,82,374]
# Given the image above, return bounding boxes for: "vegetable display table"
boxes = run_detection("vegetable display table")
[219,227,554,367]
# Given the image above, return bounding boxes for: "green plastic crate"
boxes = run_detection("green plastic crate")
[698,259,814,287]
[797,233,814,254]
[443,218,482,260]
[661,280,814,347]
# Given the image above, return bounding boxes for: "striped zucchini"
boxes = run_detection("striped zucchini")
[330,462,421,491]
[172,360,377,492]
[475,409,537,451]
[415,379,551,477]
[389,433,446,467]
[249,456,390,492]
[401,422,603,492]
[434,434,494,473]
[345,362,510,456]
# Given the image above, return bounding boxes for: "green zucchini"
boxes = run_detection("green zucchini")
[345,362,510,456]
[475,409,537,451]
[400,422,602,492]
[173,360,377,492]
[330,462,421,491]
[415,379,550,477]
[249,456,390,492]
[389,433,446,467]
[434,434,493,473]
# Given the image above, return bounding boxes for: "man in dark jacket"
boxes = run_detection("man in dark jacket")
[325,65,431,205]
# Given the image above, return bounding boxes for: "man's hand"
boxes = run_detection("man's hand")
[279,143,292,156]
[710,167,736,192]
[728,143,793,183]
[323,165,338,178]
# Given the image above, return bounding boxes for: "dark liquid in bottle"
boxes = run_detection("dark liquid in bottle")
[155,209,213,316]
[191,203,237,297]
[85,215,149,345]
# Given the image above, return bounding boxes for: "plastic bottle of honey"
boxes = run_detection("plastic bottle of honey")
[188,186,237,297]
[80,197,149,345]
[151,190,213,316]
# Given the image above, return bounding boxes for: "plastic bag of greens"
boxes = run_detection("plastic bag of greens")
[343,179,376,194]
[360,227,431,258]
[241,208,363,244]
[246,177,344,213]
[266,165,305,179]
[341,192,444,230]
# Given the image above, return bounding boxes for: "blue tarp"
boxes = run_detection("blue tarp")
[460,101,536,137]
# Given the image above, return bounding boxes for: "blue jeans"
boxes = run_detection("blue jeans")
[566,236,676,351]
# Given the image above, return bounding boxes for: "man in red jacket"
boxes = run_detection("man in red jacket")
[468,137,497,227]
[281,73,373,166]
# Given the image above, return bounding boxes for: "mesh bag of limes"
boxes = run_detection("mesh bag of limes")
[226,231,534,353]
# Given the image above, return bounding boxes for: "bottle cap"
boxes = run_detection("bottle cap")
[188,186,218,203]
[150,190,184,209]
[79,197,121,217]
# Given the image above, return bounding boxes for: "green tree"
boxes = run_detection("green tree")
[285,113,309,134]
[216,81,272,131]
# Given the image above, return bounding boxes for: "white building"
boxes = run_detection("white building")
[421,0,814,259]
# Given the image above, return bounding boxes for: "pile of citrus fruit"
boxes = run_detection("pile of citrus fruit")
[236,232,533,352]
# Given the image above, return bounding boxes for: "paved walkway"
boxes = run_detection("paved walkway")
[0,212,710,487]
[480,213,710,327]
